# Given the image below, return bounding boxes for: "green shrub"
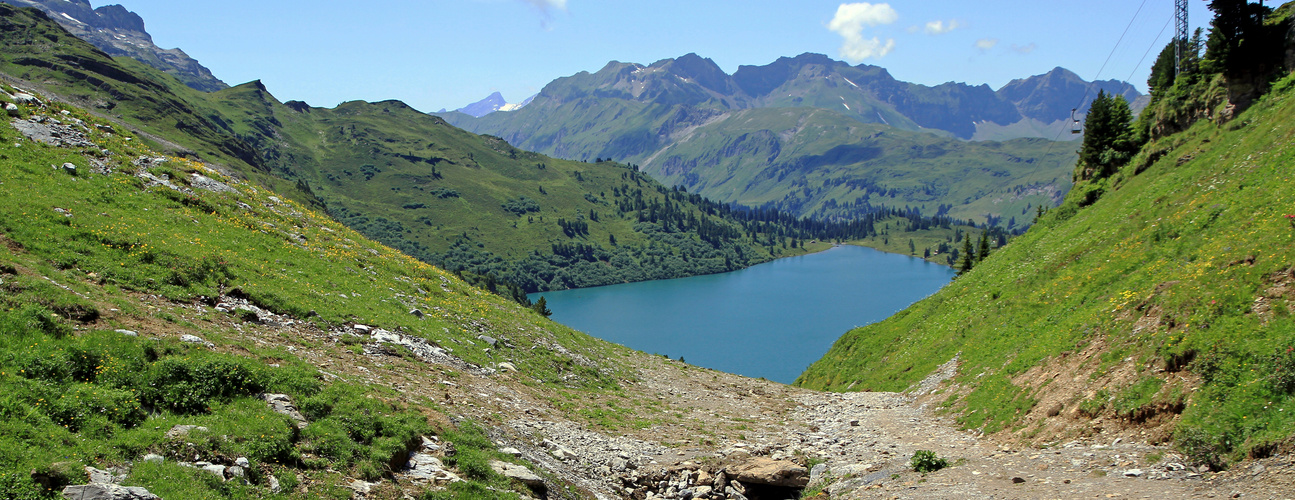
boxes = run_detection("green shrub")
[141,357,268,414]
[911,449,948,473]
[44,384,145,432]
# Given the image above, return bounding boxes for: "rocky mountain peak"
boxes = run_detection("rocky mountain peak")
[0,0,226,92]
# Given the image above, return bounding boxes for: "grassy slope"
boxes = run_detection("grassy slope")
[0,5,835,294]
[798,73,1295,467]
[0,80,638,498]
[647,107,1074,226]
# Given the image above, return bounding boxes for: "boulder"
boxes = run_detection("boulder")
[5,102,19,116]
[83,467,119,485]
[262,394,308,428]
[727,457,809,487]
[497,362,517,373]
[62,484,159,499]
[489,460,545,489]
[141,454,163,464]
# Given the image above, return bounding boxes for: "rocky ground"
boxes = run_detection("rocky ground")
[81,293,1295,499]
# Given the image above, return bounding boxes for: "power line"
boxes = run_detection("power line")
[1040,0,1154,170]
[1128,17,1174,85]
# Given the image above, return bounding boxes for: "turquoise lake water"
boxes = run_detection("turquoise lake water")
[528,245,956,384]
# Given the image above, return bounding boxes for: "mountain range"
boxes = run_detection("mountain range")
[441,53,1142,224]
[0,0,227,92]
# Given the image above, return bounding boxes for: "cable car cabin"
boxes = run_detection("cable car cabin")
[1070,108,1083,134]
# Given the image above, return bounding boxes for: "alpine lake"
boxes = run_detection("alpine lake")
[529,245,956,384]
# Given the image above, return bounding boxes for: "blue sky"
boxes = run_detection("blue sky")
[104,0,1213,113]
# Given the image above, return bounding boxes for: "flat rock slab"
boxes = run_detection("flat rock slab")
[727,457,809,488]
[62,484,159,500]
[490,460,545,488]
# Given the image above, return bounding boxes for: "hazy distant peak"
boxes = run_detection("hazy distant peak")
[455,91,534,117]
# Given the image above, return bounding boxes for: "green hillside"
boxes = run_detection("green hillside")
[642,106,1074,227]
[798,69,1295,467]
[0,78,636,498]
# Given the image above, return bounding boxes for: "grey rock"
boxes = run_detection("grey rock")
[188,173,236,194]
[201,464,226,479]
[347,479,374,494]
[234,457,250,468]
[114,329,138,336]
[84,467,119,485]
[262,393,308,428]
[353,324,372,333]
[268,475,281,493]
[62,484,159,500]
[11,92,40,105]
[489,460,545,488]
[409,308,425,318]
[1123,468,1144,477]
[179,334,205,344]
[62,163,77,175]
[809,463,827,482]
[497,362,518,373]
[227,466,245,479]
[5,102,18,116]
[141,454,163,464]
[498,447,523,457]
[163,424,208,439]
[478,335,498,347]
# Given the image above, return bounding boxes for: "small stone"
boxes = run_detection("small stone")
[1123,468,1144,477]
[179,334,205,344]
[115,329,138,336]
[62,163,77,175]
[1012,477,1026,484]
[499,447,523,457]
[497,362,518,373]
[227,466,245,479]
[142,454,164,464]
[268,475,281,493]
[4,103,18,116]
[164,424,208,439]
[409,308,425,318]
[353,324,371,333]
[478,335,498,347]
[235,457,250,468]
[202,464,226,480]
[849,419,860,427]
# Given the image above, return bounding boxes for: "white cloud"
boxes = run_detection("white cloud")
[975,38,999,51]
[923,19,960,35]
[519,0,566,12]
[1011,43,1038,54]
[828,3,899,63]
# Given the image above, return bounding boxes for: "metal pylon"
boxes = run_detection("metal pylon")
[1175,0,1189,76]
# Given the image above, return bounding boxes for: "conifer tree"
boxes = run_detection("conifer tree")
[531,296,552,318]
[1078,90,1138,180]
[958,233,976,275]
[977,232,991,263]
